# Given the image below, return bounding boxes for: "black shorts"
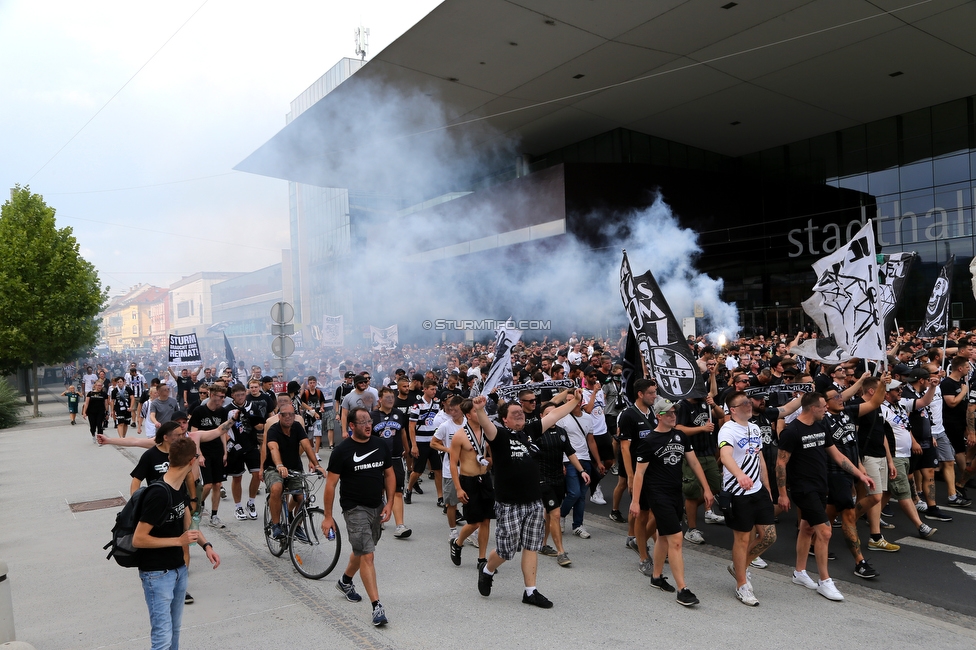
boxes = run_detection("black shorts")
[459,473,494,523]
[826,474,856,510]
[641,491,683,536]
[114,414,131,425]
[413,441,442,474]
[200,449,227,485]
[947,429,968,455]
[594,434,614,462]
[540,480,565,512]
[393,459,405,492]
[726,490,776,532]
[915,445,938,470]
[226,448,261,476]
[792,490,829,526]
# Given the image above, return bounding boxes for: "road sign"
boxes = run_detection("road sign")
[272,336,295,358]
[271,324,295,336]
[270,302,294,324]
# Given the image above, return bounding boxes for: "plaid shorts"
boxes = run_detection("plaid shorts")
[494,500,545,560]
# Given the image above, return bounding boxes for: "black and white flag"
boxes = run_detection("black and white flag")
[370,325,398,350]
[322,315,343,348]
[878,252,916,335]
[792,221,885,362]
[619,325,644,406]
[482,320,522,395]
[917,256,954,338]
[168,333,201,367]
[619,250,706,401]
[495,379,574,402]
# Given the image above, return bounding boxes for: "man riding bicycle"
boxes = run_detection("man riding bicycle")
[261,404,321,538]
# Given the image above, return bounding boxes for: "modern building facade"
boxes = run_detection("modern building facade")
[238,0,976,335]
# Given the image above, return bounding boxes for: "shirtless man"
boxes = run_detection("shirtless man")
[449,399,494,572]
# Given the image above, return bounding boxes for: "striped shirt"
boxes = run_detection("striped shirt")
[717,420,764,496]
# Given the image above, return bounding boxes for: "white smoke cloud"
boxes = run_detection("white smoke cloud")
[268,78,739,345]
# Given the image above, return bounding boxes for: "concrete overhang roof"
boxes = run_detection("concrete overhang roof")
[237,0,976,190]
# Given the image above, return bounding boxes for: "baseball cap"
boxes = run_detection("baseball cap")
[171,411,189,421]
[907,366,931,380]
[344,371,356,379]
[886,380,903,391]
[653,397,676,415]
[892,363,912,376]
[411,373,424,382]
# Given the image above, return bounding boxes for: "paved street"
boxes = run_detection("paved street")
[2,388,976,649]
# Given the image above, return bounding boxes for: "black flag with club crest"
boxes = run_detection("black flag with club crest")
[619,250,706,401]
[619,325,643,406]
[917,255,954,338]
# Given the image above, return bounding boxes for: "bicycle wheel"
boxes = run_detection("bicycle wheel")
[264,499,287,557]
[289,506,341,579]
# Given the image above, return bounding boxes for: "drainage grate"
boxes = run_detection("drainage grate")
[68,496,126,513]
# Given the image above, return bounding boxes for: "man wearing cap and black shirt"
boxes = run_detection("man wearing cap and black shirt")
[902,365,953,522]
[630,396,712,607]
[777,392,876,602]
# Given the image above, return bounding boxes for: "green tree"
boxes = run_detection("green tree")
[0,186,106,416]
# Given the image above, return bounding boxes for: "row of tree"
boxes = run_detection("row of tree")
[0,186,105,417]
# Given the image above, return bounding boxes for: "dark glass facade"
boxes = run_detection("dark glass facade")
[527,95,976,334]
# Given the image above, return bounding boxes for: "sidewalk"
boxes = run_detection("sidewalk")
[2,388,976,649]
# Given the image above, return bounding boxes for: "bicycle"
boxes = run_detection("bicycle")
[263,470,342,580]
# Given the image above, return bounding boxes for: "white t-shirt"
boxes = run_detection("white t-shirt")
[82,373,98,394]
[433,417,466,479]
[583,388,607,436]
[930,385,945,435]
[717,420,764,495]
[880,401,913,458]
[556,412,592,462]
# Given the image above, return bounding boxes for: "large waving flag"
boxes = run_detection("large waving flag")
[482,319,522,395]
[877,252,916,336]
[792,220,885,362]
[619,250,706,401]
[917,256,954,338]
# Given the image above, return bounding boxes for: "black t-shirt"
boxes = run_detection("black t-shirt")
[176,376,194,402]
[138,482,188,571]
[527,424,576,485]
[617,405,656,469]
[371,409,408,457]
[132,446,170,484]
[941,376,967,434]
[635,428,692,499]
[189,403,229,455]
[779,419,835,494]
[110,386,133,415]
[823,404,860,474]
[334,383,354,409]
[85,391,107,414]
[901,384,933,448]
[264,422,308,472]
[237,397,267,451]
[676,399,716,456]
[749,406,781,449]
[394,393,419,416]
[854,395,886,458]
[488,422,543,504]
[327,435,392,511]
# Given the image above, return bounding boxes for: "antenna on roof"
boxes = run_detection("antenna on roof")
[354,25,370,61]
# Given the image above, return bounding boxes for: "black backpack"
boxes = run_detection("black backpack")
[104,482,171,567]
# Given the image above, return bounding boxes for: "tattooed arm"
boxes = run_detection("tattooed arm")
[827,446,876,491]
[775,449,791,511]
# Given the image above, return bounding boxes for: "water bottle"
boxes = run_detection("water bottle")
[327,527,335,541]
[190,510,201,545]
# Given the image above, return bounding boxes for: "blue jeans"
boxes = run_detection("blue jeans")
[560,460,593,529]
[140,565,188,650]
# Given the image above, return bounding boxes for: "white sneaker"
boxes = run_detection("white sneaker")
[393,524,412,539]
[792,570,817,590]
[209,514,225,529]
[704,509,725,525]
[817,577,844,601]
[590,485,607,505]
[750,556,768,569]
[736,583,759,606]
[235,506,247,521]
[684,528,704,545]
[573,525,591,539]
[915,499,928,512]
